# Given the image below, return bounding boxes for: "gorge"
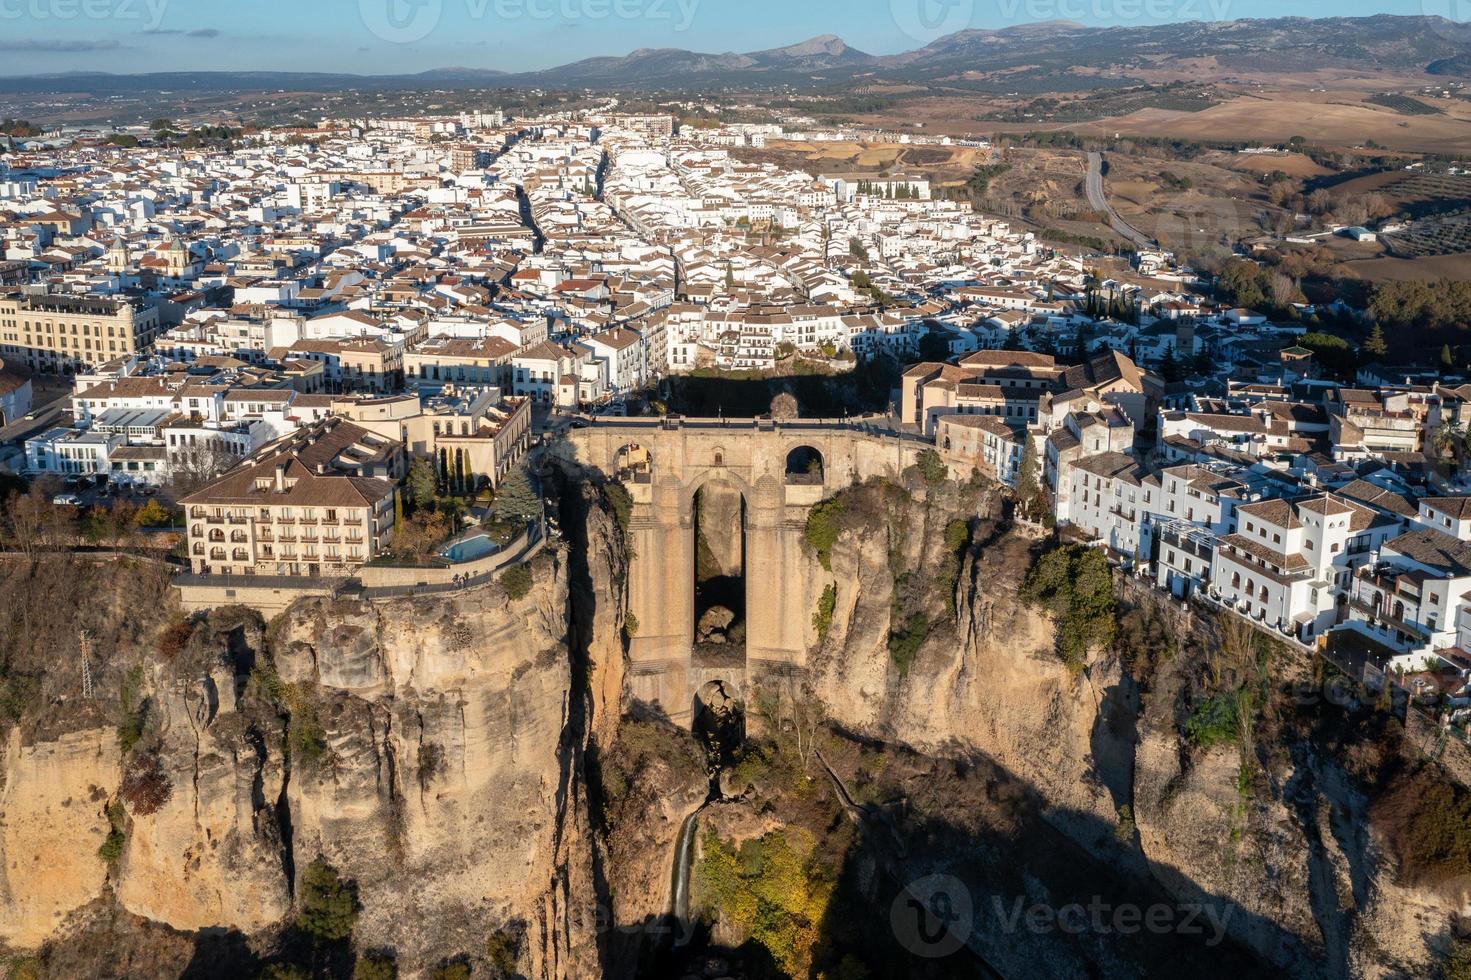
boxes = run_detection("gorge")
[0,453,1462,979]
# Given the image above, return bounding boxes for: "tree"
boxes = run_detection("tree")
[1443,344,1456,370]
[405,458,438,509]
[492,465,541,526]
[1361,323,1388,362]
[298,858,359,943]
[170,443,243,494]
[770,392,799,421]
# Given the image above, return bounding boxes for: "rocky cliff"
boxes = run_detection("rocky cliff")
[791,476,1454,979]
[0,481,626,977]
[0,470,1462,979]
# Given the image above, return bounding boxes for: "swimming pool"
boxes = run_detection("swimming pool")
[440,533,499,564]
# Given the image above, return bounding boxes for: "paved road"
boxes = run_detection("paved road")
[1085,151,1156,250]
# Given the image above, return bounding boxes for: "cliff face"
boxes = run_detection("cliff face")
[0,485,626,977]
[0,473,1459,978]
[793,480,1456,978]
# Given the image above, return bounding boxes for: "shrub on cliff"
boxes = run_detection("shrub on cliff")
[500,563,533,601]
[812,584,837,643]
[803,498,845,570]
[353,955,397,980]
[1021,544,1116,671]
[298,858,359,943]
[1373,768,1471,885]
[603,482,632,534]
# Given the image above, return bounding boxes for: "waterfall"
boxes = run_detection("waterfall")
[668,808,700,934]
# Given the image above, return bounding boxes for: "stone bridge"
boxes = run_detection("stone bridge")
[562,415,927,727]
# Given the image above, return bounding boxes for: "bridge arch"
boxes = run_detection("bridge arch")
[784,445,825,485]
[615,443,653,483]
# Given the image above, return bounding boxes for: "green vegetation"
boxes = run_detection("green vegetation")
[133,499,176,528]
[1115,804,1137,845]
[1369,279,1471,333]
[298,858,359,943]
[812,584,837,643]
[97,799,127,866]
[250,662,327,767]
[5,957,41,980]
[428,964,471,980]
[622,609,639,641]
[1184,692,1245,749]
[500,563,533,601]
[888,613,929,676]
[604,481,632,534]
[116,665,148,755]
[966,162,1012,197]
[693,828,836,978]
[912,449,948,488]
[1013,437,1044,521]
[353,954,397,980]
[1158,170,1194,192]
[1374,769,1471,885]
[492,465,541,525]
[938,519,971,617]
[803,498,845,571]
[1445,938,1471,980]
[260,966,310,980]
[485,929,520,976]
[1021,545,1116,671]
[1,118,43,137]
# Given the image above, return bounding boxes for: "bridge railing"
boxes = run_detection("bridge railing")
[569,413,927,442]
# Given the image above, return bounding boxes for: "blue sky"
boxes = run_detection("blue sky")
[0,0,1443,76]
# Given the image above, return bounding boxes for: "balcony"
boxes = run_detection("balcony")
[228,516,249,526]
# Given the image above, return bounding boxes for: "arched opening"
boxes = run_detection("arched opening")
[693,481,746,654]
[784,446,824,485]
[615,444,652,484]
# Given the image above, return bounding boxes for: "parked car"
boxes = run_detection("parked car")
[52,493,82,507]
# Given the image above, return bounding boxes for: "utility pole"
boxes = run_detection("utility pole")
[79,630,94,700]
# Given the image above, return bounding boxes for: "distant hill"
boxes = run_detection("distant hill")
[1,16,1467,96]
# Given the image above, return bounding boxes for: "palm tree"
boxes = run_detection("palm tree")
[1434,421,1459,468]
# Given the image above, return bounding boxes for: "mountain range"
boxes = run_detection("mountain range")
[1,15,1468,95]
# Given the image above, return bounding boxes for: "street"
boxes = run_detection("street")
[1085,151,1157,251]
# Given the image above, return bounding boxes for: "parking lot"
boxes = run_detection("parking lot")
[47,476,169,511]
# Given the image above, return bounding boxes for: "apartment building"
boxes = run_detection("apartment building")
[181,418,404,578]
[339,386,532,490]
[404,336,517,387]
[1348,529,1471,664]
[0,292,161,373]
[1210,495,1400,643]
[936,414,1027,487]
